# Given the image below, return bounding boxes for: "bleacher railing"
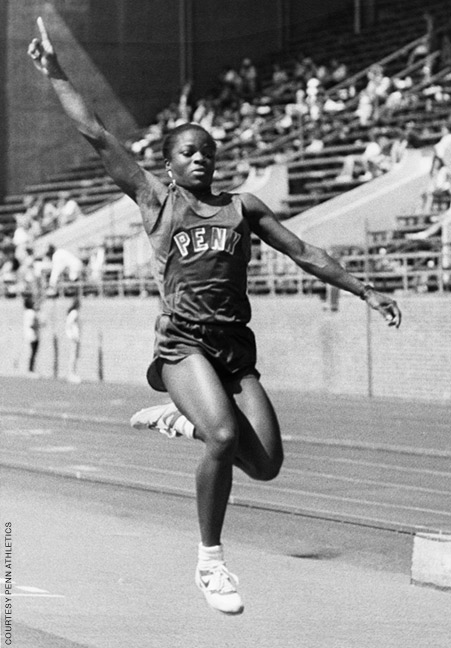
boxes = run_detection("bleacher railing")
[2,249,450,299]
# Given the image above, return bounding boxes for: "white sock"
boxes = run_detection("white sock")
[171,412,195,439]
[197,543,224,571]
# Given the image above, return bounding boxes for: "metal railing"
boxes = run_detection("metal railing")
[2,249,450,300]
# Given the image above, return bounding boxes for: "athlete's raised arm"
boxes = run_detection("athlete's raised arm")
[28,17,167,206]
[241,192,401,327]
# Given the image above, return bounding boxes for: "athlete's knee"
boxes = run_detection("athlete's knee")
[205,424,238,459]
[253,452,284,481]
[257,460,283,481]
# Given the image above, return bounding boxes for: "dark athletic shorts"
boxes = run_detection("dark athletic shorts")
[147,313,260,392]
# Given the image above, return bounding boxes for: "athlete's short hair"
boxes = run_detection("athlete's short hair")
[162,123,216,161]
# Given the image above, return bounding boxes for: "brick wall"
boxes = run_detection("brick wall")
[1,293,450,401]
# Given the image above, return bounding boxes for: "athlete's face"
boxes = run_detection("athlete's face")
[166,129,216,191]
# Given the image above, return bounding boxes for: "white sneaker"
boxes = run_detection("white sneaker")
[130,403,193,439]
[195,563,244,615]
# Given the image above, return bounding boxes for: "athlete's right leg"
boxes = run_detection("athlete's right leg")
[160,354,244,614]
[160,354,239,547]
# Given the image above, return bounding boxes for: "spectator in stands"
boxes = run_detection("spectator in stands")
[13,213,33,264]
[329,58,348,85]
[422,120,451,211]
[16,247,46,298]
[336,129,407,183]
[23,295,41,377]
[270,63,289,98]
[29,18,401,616]
[41,198,59,233]
[408,10,436,77]
[239,57,258,98]
[87,245,105,284]
[364,64,392,122]
[56,191,82,226]
[305,77,322,122]
[46,244,83,294]
[65,297,82,383]
[292,54,316,84]
[0,250,19,295]
[177,81,192,125]
[382,75,413,117]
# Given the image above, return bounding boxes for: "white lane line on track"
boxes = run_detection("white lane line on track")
[0,581,65,598]
[1,428,53,436]
[231,479,451,517]
[2,405,449,459]
[1,448,448,502]
[0,593,65,598]
[284,452,451,478]
[94,458,450,497]
[30,446,77,453]
[1,459,448,533]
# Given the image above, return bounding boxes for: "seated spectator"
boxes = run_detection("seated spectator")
[293,55,316,84]
[306,77,322,121]
[336,130,406,183]
[56,191,82,227]
[323,96,345,113]
[41,198,59,233]
[355,90,373,126]
[329,58,348,85]
[46,244,83,293]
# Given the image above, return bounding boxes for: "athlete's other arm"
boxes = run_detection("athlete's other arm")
[27,17,166,208]
[242,193,401,327]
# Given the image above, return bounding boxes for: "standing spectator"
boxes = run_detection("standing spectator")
[23,295,41,376]
[422,121,451,210]
[65,297,82,383]
[239,58,258,98]
[13,214,33,264]
[270,63,289,98]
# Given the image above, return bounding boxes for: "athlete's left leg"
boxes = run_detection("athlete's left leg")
[226,373,284,481]
[130,372,284,481]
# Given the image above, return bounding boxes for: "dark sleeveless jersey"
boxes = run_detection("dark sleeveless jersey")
[140,185,252,324]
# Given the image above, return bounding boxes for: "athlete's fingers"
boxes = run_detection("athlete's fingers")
[381,302,401,328]
[27,39,41,60]
[37,17,52,51]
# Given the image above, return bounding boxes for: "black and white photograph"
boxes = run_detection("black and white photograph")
[0,1,450,646]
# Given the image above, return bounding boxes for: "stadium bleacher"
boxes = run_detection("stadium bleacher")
[2,0,451,292]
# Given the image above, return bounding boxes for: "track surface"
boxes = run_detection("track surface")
[1,377,451,648]
[1,376,450,534]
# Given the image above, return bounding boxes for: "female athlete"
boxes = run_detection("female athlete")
[28,18,401,615]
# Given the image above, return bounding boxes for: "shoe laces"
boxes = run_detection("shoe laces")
[200,563,239,594]
[157,409,181,438]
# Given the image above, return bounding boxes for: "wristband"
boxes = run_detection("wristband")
[359,284,374,301]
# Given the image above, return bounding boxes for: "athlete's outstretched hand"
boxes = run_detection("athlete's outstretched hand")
[27,17,62,77]
[365,288,402,328]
